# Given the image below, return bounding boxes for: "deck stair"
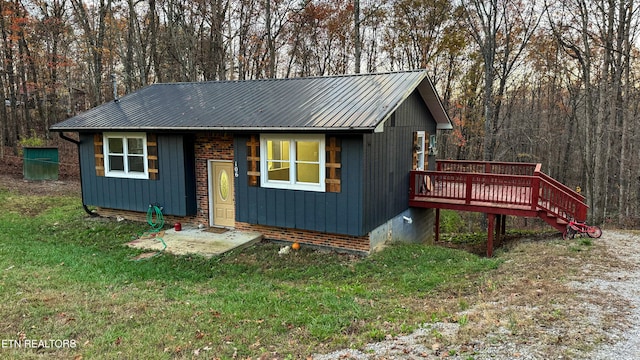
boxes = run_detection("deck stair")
[409,160,588,256]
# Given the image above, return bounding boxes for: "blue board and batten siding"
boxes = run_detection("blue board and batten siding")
[76,90,435,236]
[234,135,364,236]
[234,90,436,237]
[362,91,437,232]
[78,133,197,216]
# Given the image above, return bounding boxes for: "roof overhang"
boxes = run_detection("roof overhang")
[416,77,453,130]
[50,126,378,133]
[373,74,452,133]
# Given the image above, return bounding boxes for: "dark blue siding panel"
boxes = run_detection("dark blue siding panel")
[362,90,438,232]
[315,193,326,232]
[79,138,94,207]
[248,188,258,223]
[275,190,286,227]
[285,191,296,228]
[142,182,150,208]
[344,134,363,236]
[304,193,316,230]
[257,190,267,224]
[79,133,196,216]
[235,157,248,221]
[324,193,337,233]
[234,135,364,236]
[266,190,276,224]
[294,191,306,227]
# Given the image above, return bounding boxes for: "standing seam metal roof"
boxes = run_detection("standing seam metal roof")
[50,70,453,132]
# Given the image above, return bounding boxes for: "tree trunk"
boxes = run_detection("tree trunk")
[354,0,361,74]
[212,0,227,80]
[265,0,275,78]
[0,66,4,157]
[71,0,112,106]
[0,0,18,150]
[16,3,29,139]
[125,0,136,93]
[617,0,633,224]
[148,0,161,83]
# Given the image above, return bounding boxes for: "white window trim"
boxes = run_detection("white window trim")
[260,134,326,192]
[416,131,425,171]
[103,132,149,179]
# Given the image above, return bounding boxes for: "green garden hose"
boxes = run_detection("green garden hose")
[135,205,166,260]
[147,204,165,230]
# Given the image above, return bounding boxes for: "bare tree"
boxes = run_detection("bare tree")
[354,0,361,73]
[0,0,19,149]
[70,0,113,106]
[547,0,638,223]
[459,0,541,161]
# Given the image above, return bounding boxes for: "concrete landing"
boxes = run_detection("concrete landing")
[126,226,263,258]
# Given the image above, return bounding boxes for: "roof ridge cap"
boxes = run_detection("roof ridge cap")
[148,69,427,86]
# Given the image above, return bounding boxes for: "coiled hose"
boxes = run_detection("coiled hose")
[147,204,164,231]
[135,205,167,260]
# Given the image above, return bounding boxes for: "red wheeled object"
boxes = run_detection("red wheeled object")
[562,219,602,240]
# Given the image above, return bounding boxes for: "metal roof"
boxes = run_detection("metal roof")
[50,70,453,132]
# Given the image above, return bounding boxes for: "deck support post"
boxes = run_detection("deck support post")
[495,214,502,246]
[501,215,506,235]
[487,213,496,257]
[435,208,440,243]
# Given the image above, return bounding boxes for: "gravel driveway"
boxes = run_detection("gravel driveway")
[313,230,640,359]
[583,231,640,360]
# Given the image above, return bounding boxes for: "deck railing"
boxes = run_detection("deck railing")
[536,170,588,221]
[437,160,538,176]
[410,160,588,222]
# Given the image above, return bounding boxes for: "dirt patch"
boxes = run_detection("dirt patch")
[0,173,80,197]
[2,137,80,181]
[0,141,80,197]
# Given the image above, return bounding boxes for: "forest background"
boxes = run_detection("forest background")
[0,0,637,226]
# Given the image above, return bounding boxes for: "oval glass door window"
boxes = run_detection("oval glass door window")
[219,170,229,201]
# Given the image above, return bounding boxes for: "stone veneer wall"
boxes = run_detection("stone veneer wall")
[235,222,371,253]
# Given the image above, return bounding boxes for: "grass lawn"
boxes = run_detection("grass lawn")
[0,188,501,359]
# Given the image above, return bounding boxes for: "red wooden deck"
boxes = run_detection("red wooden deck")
[409,160,588,256]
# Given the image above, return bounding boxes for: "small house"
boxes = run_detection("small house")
[50,70,452,253]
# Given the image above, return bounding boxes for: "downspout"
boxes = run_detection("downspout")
[59,132,99,217]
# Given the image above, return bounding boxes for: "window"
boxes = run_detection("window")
[260,134,325,192]
[429,134,437,155]
[103,132,149,179]
[415,131,425,171]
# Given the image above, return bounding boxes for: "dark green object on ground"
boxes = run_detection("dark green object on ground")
[23,147,59,180]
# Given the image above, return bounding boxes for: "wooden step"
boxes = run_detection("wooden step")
[536,210,567,233]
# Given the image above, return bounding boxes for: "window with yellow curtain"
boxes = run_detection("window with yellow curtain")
[260,134,325,192]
